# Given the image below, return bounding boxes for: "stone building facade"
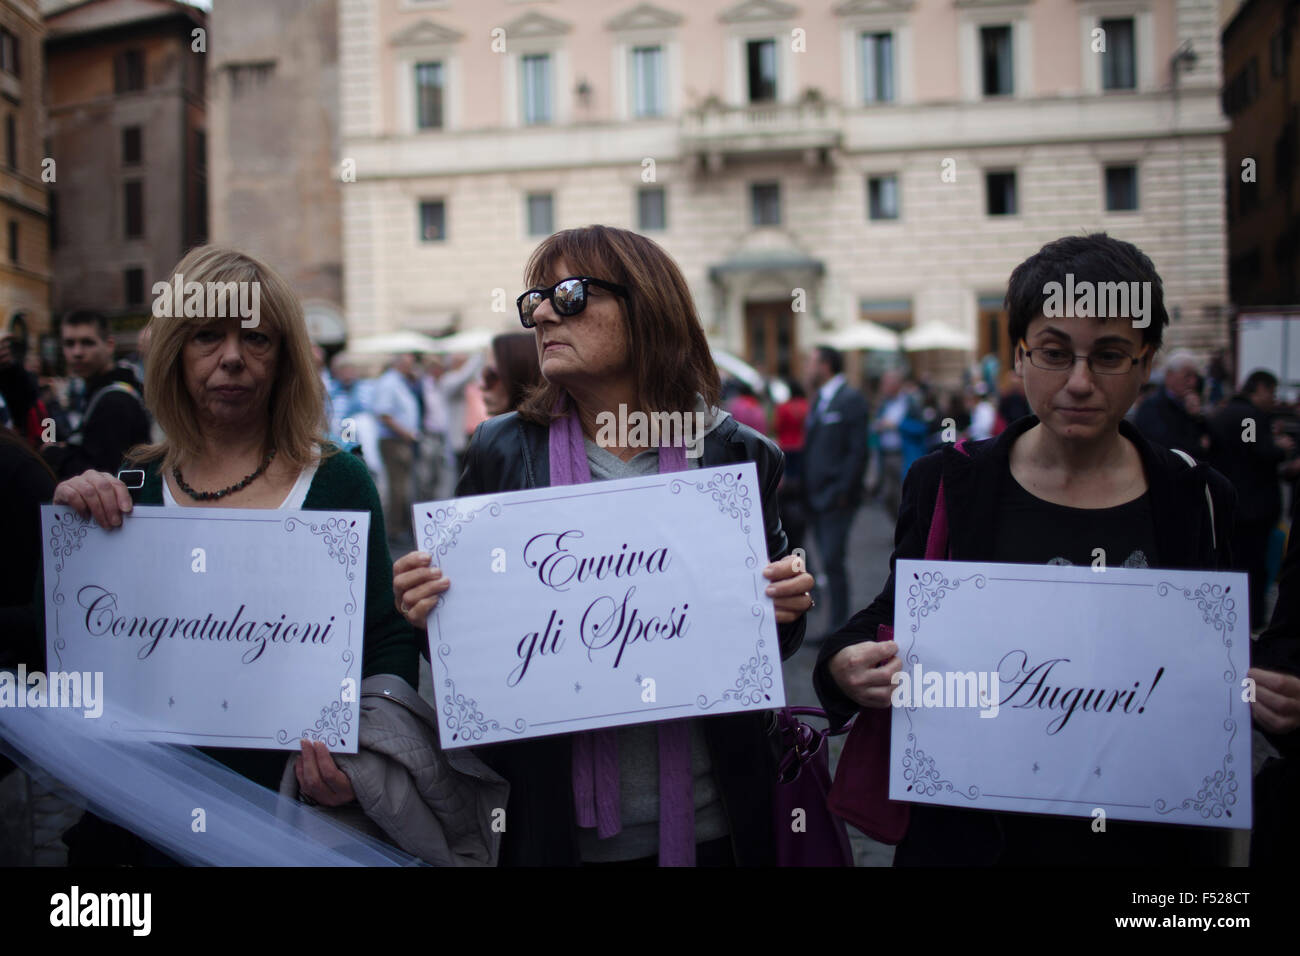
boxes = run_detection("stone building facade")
[337,0,1230,385]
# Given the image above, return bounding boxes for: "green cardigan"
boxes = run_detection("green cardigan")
[126,444,421,789]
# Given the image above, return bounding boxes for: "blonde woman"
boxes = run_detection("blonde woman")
[53,246,420,861]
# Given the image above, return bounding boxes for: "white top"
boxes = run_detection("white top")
[163,460,319,510]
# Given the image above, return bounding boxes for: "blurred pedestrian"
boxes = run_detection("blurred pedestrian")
[482,332,542,416]
[1208,369,1295,629]
[372,352,421,539]
[40,311,150,479]
[1134,350,1210,460]
[804,345,870,633]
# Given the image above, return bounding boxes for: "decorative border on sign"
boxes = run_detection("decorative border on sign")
[1154,721,1239,820]
[276,648,356,748]
[697,637,774,709]
[437,645,527,742]
[1151,581,1239,820]
[670,471,757,568]
[420,501,503,559]
[47,511,92,621]
[284,516,362,614]
[901,735,981,801]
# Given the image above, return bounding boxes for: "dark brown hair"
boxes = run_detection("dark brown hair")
[515,225,721,424]
[491,333,542,413]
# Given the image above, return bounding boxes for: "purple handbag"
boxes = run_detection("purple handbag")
[772,706,855,866]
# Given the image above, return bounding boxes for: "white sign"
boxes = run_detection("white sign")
[41,505,369,752]
[413,463,786,749]
[888,560,1252,829]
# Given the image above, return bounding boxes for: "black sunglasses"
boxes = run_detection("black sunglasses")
[516,276,629,329]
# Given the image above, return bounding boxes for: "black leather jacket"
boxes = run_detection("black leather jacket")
[455,410,805,865]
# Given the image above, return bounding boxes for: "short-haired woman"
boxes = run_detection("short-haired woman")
[816,233,1300,865]
[393,225,813,866]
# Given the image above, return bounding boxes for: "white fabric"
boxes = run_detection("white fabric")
[162,460,319,510]
[0,700,423,866]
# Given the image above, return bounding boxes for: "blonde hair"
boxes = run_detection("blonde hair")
[128,245,332,472]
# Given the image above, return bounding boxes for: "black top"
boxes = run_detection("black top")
[41,366,152,479]
[0,434,56,669]
[993,474,1158,569]
[898,474,1220,866]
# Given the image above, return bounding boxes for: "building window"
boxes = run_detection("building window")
[1100,18,1136,91]
[526,193,554,236]
[860,32,894,104]
[867,174,899,220]
[49,192,58,250]
[115,49,145,93]
[415,61,444,130]
[751,182,780,226]
[0,29,18,77]
[4,114,14,170]
[985,170,1017,216]
[419,200,446,241]
[122,126,142,165]
[7,220,15,263]
[1104,165,1138,211]
[637,187,666,231]
[1276,122,1296,193]
[631,46,664,118]
[195,129,206,174]
[980,25,1013,96]
[124,268,145,308]
[123,181,143,238]
[1271,30,1287,78]
[521,53,552,125]
[746,38,778,103]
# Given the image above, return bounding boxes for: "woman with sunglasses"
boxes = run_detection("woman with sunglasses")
[392,225,813,866]
[815,233,1300,865]
[480,332,542,417]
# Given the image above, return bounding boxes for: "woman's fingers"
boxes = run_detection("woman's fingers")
[394,550,432,576]
[310,741,355,805]
[829,641,901,708]
[55,472,131,529]
[765,571,815,599]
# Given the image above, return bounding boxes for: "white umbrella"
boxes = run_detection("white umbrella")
[431,327,497,354]
[710,349,765,392]
[347,331,446,355]
[820,322,901,352]
[901,321,972,352]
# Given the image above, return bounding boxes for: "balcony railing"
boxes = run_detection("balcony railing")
[680,99,841,165]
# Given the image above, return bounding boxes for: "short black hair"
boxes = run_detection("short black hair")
[816,345,843,375]
[1242,368,1279,395]
[61,310,111,341]
[1005,233,1169,351]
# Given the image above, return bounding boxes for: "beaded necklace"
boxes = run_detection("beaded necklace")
[174,448,277,501]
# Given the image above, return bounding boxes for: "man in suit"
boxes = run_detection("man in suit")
[803,346,870,634]
[1133,350,1210,460]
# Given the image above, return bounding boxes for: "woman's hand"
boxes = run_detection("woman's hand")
[393,550,450,630]
[1249,666,1300,735]
[296,739,356,806]
[829,640,902,709]
[763,553,815,624]
[52,470,133,529]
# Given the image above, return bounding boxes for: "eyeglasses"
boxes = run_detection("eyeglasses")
[517,276,629,329]
[1020,341,1148,375]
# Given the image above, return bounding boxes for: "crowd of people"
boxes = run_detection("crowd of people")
[0,227,1297,868]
